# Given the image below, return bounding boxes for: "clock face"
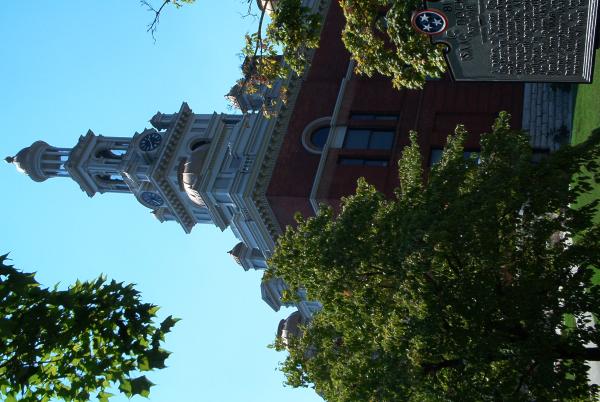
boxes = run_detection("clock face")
[139,132,162,152]
[141,191,164,207]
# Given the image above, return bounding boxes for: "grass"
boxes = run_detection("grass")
[571,49,600,146]
[570,49,600,329]
[571,49,600,239]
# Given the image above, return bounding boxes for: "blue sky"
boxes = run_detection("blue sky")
[0,1,321,401]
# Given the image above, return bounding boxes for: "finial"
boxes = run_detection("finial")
[4,156,14,164]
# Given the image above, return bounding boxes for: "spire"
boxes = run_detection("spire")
[228,242,246,266]
[8,141,71,182]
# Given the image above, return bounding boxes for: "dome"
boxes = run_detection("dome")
[277,311,304,346]
[6,141,51,182]
[228,242,247,266]
[180,143,211,208]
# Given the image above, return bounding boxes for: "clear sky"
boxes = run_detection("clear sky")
[0,1,321,401]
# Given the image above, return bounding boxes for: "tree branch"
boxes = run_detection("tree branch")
[513,361,537,396]
[141,0,171,42]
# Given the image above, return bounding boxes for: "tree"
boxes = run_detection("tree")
[268,113,600,401]
[241,0,447,92]
[235,0,322,116]
[0,254,177,401]
[141,0,195,40]
[340,0,446,89]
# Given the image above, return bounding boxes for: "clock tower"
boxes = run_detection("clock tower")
[7,102,273,256]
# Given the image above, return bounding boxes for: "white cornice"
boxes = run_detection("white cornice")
[309,59,355,213]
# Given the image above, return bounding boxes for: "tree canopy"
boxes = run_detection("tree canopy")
[240,0,446,98]
[340,0,446,89]
[267,114,600,401]
[236,0,322,116]
[245,0,448,91]
[0,254,177,401]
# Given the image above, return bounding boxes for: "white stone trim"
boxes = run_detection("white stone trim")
[309,59,355,213]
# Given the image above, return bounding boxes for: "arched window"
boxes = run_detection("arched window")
[96,149,125,160]
[190,140,209,152]
[301,116,332,154]
[96,174,124,184]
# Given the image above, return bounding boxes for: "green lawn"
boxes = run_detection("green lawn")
[571,49,600,289]
[572,50,600,146]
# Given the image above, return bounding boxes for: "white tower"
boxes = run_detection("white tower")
[7,102,273,261]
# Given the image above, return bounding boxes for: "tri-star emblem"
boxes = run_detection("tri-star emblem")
[412,10,448,35]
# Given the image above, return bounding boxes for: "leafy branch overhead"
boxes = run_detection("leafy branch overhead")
[268,114,600,401]
[0,254,178,401]
[340,0,447,89]
[143,0,447,109]
[241,0,447,93]
[235,0,323,116]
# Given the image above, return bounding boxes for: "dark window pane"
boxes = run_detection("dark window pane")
[310,127,330,149]
[338,157,364,166]
[364,159,389,167]
[350,113,399,121]
[369,131,394,149]
[344,130,370,149]
[190,140,208,151]
[375,115,399,121]
[349,114,373,120]
[429,148,443,166]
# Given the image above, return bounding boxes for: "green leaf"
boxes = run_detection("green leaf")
[97,391,113,402]
[146,347,171,369]
[138,356,150,371]
[159,315,180,333]
[130,375,154,398]
[118,379,132,397]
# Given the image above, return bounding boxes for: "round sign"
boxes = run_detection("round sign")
[411,9,448,36]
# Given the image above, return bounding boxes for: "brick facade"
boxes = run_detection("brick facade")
[267,2,524,230]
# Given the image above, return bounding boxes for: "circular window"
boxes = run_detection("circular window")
[310,127,330,150]
[301,117,332,154]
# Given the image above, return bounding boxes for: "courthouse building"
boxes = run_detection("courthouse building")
[6,0,575,324]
